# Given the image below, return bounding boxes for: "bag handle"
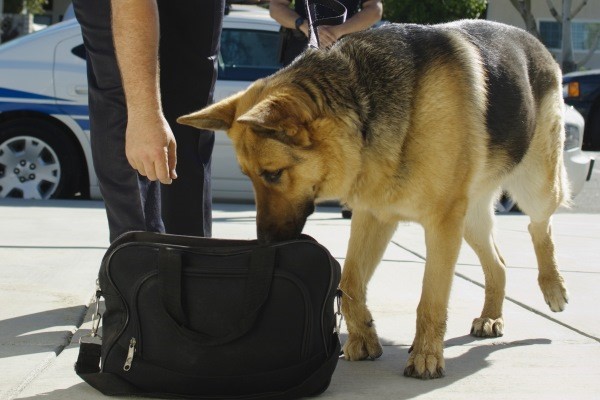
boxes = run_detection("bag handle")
[305,0,347,49]
[158,246,276,346]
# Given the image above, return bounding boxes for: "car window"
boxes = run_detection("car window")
[67,29,282,80]
[219,28,282,81]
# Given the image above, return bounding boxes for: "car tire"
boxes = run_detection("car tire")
[341,204,352,219]
[496,192,519,213]
[0,118,83,199]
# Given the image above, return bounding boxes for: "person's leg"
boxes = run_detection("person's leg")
[73,0,164,242]
[156,0,225,237]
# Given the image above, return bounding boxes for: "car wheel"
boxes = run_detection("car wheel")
[0,118,82,199]
[340,203,353,219]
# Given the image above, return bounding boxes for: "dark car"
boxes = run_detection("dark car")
[563,69,600,151]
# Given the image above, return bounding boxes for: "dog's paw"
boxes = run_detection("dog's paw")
[342,332,383,361]
[539,275,569,312]
[404,351,445,379]
[470,317,504,337]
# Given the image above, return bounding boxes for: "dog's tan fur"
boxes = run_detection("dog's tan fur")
[178,21,569,379]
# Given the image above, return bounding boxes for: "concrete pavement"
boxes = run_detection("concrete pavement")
[0,199,599,399]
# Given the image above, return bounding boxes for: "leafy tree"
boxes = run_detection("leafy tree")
[549,0,599,72]
[509,0,540,38]
[1,0,48,43]
[510,0,598,72]
[382,0,487,24]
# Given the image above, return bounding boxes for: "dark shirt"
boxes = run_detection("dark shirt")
[294,0,364,20]
[280,0,366,65]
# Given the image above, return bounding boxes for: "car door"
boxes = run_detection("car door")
[212,20,282,202]
[53,35,89,133]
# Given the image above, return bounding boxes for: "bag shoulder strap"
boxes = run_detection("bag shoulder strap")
[305,0,347,48]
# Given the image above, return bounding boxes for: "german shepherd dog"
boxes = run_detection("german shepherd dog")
[178,20,570,379]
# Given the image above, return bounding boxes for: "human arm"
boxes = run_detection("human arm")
[111,0,177,184]
[269,0,310,37]
[318,0,383,48]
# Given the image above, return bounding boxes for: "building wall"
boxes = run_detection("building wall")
[488,0,600,27]
[487,0,600,71]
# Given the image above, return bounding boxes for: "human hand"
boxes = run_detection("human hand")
[316,25,340,48]
[125,113,177,184]
[300,21,310,38]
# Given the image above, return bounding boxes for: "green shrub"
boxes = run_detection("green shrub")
[382,0,487,24]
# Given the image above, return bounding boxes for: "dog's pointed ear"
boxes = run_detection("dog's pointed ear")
[236,94,316,147]
[177,92,242,131]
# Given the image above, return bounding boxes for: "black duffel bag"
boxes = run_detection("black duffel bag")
[75,231,342,399]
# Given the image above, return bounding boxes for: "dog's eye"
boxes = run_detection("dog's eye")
[262,169,283,184]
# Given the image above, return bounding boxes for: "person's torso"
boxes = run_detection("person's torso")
[294,0,363,20]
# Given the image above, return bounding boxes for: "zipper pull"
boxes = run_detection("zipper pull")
[123,337,136,371]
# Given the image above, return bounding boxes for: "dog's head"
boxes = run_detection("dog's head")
[178,78,360,243]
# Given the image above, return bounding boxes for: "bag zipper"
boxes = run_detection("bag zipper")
[123,337,136,371]
[322,253,342,356]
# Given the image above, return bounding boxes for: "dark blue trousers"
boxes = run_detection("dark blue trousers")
[73,0,224,242]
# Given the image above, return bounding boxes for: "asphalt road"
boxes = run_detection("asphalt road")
[560,151,600,213]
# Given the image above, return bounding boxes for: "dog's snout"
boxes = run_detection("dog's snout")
[256,198,314,243]
[257,226,300,244]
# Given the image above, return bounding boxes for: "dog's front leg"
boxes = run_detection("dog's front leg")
[404,214,465,379]
[340,210,398,361]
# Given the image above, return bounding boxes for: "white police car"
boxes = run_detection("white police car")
[0,7,593,205]
[0,5,280,200]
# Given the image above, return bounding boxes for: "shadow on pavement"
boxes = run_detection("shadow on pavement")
[0,305,88,359]
[328,335,551,399]
[13,335,551,400]
[3,304,552,398]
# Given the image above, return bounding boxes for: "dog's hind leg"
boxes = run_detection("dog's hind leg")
[404,207,466,379]
[505,181,569,312]
[528,218,568,311]
[464,192,506,337]
[503,95,569,312]
[340,210,398,361]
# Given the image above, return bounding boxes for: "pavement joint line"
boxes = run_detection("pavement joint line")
[452,270,600,344]
[1,330,79,400]
[390,240,600,344]
[2,351,58,400]
[452,261,599,275]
